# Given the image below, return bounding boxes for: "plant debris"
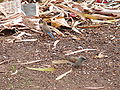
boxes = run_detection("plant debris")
[26,67,56,72]
[0,0,120,40]
[56,69,72,80]
[0,0,119,89]
[65,48,96,55]
[94,52,108,59]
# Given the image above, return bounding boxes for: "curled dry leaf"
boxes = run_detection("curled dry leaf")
[51,16,70,28]
[57,4,86,20]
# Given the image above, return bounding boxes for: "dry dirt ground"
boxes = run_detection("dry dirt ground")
[0,24,120,90]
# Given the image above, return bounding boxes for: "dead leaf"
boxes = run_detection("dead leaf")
[51,16,70,28]
[26,67,56,72]
[57,4,86,21]
[83,14,115,20]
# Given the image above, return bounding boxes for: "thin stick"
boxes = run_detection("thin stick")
[20,59,43,65]
[65,49,96,55]
[0,60,11,65]
[85,87,104,89]
[15,39,37,42]
[56,69,72,80]
[52,40,60,49]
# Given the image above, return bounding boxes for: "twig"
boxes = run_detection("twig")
[20,59,43,65]
[52,40,60,49]
[0,60,11,65]
[56,69,72,80]
[11,70,18,75]
[87,0,96,7]
[65,49,96,55]
[15,39,37,42]
[85,86,104,89]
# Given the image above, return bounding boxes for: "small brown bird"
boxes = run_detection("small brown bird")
[67,56,87,68]
[39,20,55,39]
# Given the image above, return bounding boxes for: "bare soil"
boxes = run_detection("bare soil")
[0,24,120,90]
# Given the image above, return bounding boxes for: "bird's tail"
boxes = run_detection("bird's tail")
[47,32,55,39]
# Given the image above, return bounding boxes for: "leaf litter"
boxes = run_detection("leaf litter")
[0,0,120,40]
[0,0,120,82]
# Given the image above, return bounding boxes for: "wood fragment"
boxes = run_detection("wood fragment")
[56,69,72,80]
[52,40,60,49]
[0,60,11,65]
[15,39,37,42]
[65,49,96,55]
[85,86,104,89]
[20,59,43,65]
